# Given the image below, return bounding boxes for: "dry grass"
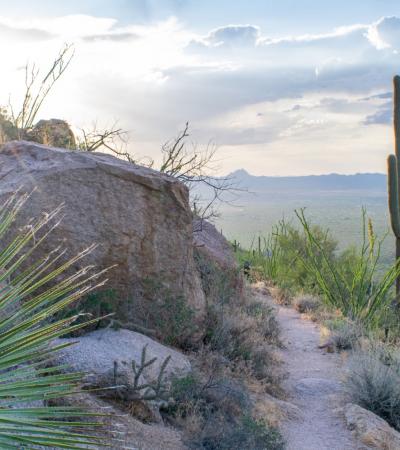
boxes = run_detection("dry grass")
[293,294,321,314]
[268,285,292,306]
[346,343,400,431]
[163,350,285,449]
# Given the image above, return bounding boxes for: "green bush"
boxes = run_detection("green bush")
[296,209,400,327]
[236,218,338,296]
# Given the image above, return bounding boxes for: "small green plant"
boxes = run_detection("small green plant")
[129,345,171,401]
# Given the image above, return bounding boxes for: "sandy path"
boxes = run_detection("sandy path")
[258,289,370,450]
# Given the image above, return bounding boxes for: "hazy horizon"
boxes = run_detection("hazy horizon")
[227,169,387,177]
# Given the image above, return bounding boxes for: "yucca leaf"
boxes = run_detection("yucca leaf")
[0,194,111,448]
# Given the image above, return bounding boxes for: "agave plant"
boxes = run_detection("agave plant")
[0,192,109,448]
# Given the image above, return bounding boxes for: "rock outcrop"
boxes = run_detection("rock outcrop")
[25,119,76,148]
[0,141,206,326]
[193,218,243,305]
[193,218,237,270]
[345,403,400,449]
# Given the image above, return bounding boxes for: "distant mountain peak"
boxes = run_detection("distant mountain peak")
[230,168,251,177]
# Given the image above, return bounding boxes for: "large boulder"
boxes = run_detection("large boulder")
[345,403,400,449]
[54,328,192,423]
[55,328,191,391]
[0,141,206,327]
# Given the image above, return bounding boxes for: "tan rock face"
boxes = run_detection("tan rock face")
[345,403,400,449]
[193,218,244,305]
[193,218,237,270]
[0,141,206,325]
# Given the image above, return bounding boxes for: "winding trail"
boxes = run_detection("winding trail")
[255,286,370,450]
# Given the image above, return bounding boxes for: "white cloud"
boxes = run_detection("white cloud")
[188,24,261,49]
[0,13,398,174]
[367,16,400,51]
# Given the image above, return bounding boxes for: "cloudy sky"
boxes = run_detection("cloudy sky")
[0,0,399,175]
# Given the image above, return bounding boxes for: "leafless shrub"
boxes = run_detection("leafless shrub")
[160,122,241,225]
[8,44,74,138]
[76,122,153,166]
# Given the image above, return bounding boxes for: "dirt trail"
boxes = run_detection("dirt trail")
[257,287,369,450]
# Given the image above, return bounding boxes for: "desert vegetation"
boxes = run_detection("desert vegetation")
[2,23,400,449]
[234,196,400,437]
[0,194,110,448]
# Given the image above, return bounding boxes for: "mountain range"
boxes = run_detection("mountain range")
[228,170,387,192]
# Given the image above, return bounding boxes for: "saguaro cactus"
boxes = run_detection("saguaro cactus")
[388,75,400,294]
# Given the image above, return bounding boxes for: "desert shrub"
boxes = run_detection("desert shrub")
[236,219,338,297]
[204,304,283,393]
[293,294,321,314]
[245,300,281,345]
[198,415,285,450]
[268,285,292,305]
[164,360,284,450]
[296,209,400,327]
[326,318,363,350]
[195,248,283,385]
[346,344,400,431]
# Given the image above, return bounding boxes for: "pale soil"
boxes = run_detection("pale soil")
[254,285,370,450]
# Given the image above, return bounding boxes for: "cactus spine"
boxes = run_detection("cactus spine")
[388,75,400,294]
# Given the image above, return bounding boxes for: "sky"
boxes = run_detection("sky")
[0,0,399,176]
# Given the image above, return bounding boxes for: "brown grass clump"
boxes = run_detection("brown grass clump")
[268,285,292,305]
[293,294,321,314]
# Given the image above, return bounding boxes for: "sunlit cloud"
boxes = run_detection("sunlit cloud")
[0,12,398,175]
